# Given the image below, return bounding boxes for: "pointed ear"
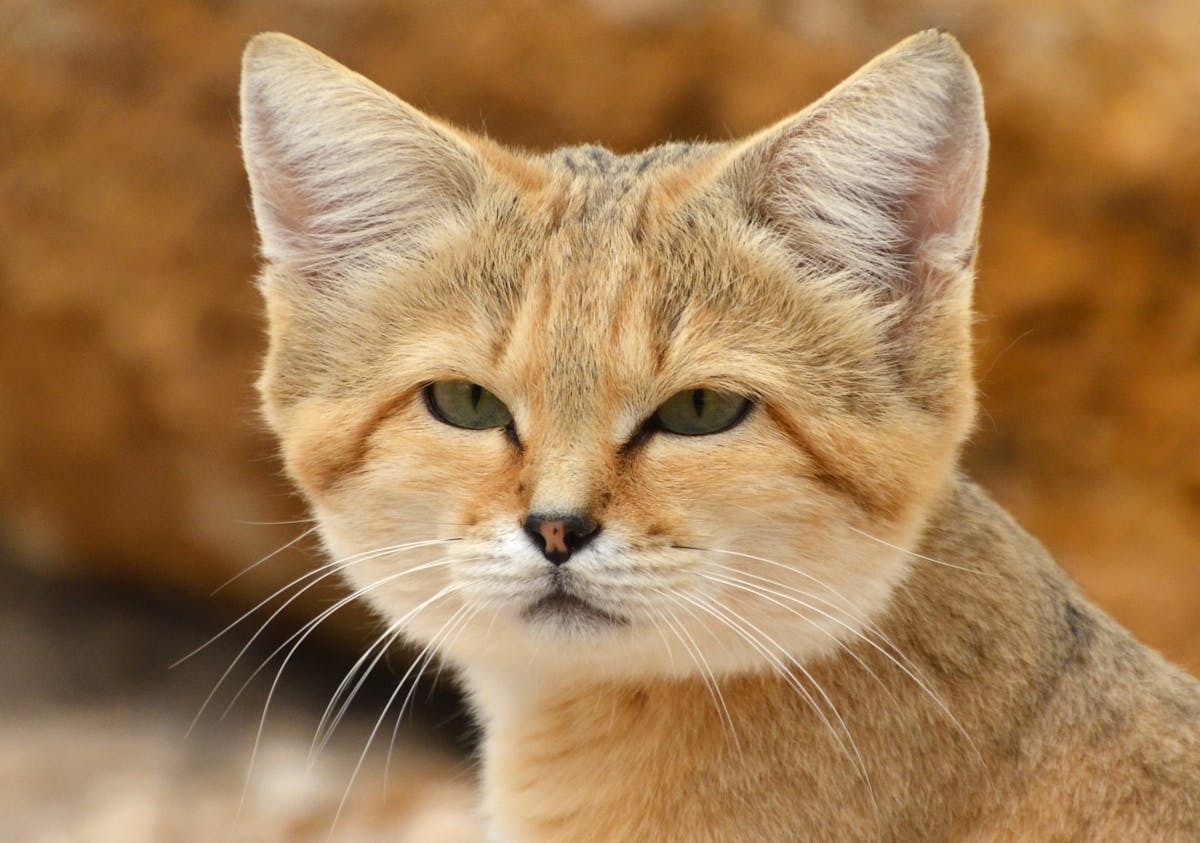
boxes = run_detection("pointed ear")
[724,31,988,301]
[240,33,482,282]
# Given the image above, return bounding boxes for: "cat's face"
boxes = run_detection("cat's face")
[242,32,987,683]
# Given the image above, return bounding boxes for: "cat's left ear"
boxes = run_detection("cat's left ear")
[240,33,483,285]
[721,30,988,302]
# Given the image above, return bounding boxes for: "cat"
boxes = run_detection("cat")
[240,29,1200,842]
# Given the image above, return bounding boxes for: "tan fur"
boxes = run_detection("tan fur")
[241,31,1200,841]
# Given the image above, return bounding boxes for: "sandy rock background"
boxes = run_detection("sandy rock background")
[1,0,1198,838]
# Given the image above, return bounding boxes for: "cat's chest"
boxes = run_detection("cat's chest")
[471,675,872,843]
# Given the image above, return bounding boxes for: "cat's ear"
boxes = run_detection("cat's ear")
[240,33,481,282]
[722,30,987,301]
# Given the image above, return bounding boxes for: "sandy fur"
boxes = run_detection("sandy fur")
[475,483,1200,841]
[241,30,1200,842]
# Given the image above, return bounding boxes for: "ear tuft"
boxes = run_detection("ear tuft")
[727,30,988,301]
[240,33,482,283]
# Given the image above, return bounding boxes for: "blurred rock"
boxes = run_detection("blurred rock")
[0,0,1197,666]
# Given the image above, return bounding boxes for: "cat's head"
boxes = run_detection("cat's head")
[241,31,987,684]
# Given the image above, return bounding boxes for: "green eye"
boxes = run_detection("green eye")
[425,381,513,430]
[654,389,749,436]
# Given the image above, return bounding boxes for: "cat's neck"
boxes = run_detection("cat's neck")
[464,479,1118,842]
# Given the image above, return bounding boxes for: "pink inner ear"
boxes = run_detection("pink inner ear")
[247,157,317,267]
[241,87,327,272]
[905,135,986,275]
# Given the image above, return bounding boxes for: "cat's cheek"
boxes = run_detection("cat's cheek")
[299,427,508,568]
[455,451,529,532]
[624,429,813,541]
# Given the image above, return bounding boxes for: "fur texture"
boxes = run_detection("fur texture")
[241,31,1200,841]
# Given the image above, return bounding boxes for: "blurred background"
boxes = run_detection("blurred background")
[2,0,1197,840]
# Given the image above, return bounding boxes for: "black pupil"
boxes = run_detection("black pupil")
[470,384,483,410]
[691,389,706,417]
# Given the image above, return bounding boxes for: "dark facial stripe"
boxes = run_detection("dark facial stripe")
[764,405,897,521]
[310,385,423,494]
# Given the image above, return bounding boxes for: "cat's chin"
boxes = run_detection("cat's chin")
[520,589,628,632]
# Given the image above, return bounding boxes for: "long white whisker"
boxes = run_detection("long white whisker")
[329,601,472,836]
[238,579,463,831]
[206,548,458,727]
[176,537,458,671]
[695,557,895,651]
[697,590,879,821]
[210,524,321,596]
[680,544,941,715]
[700,569,981,766]
[672,543,874,624]
[641,605,680,675]
[185,569,337,736]
[666,588,871,798]
[311,622,407,761]
[649,596,741,754]
[184,545,432,738]
[234,517,319,527]
[697,566,899,705]
[384,602,484,792]
[845,526,999,577]
[236,574,461,818]
[176,534,342,671]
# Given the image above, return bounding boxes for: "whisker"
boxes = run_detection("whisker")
[640,605,680,676]
[697,561,891,643]
[329,600,472,836]
[234,516,319,527]
[384,602,484,791]
[210,524,321,596]
[722,565,934,703]
[649,596,741,754]
[229,556,459,722]
[311,622,407,761]
[664,592,857,761]
[185,560,360,738]
[845,525,1000,578]
[669,589,875,811]
[698,568,983,768]
[676,543,946,712]
[184,541,459,736]
[697,566,900,706]
[700,567,943,703]
[671,543,875,623]
[175,538,459,669]
[239,581,464,825]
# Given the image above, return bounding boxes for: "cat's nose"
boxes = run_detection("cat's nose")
[523,513,600,566]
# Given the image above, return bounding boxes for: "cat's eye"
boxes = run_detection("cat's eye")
[425,381,513,430]
[653,389,749,436]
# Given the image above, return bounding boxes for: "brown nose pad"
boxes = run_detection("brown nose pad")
[523,513,601,566]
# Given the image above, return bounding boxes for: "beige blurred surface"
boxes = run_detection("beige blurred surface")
[1,0,1198,837]
[0,564,481,842]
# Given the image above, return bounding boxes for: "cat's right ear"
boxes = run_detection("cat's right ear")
[240,33,481,284]
[718,30,988,305]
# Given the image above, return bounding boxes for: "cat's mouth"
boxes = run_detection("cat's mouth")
[521,588,626,628]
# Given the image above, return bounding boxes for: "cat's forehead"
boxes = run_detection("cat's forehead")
[533,142,720,223]
[383,140,845,422]
[441,155,799,418]
[545,142,714,178]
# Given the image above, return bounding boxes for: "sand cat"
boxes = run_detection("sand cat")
[240,30,1200,841]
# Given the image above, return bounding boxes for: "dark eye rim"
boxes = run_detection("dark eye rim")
[421,381,520,445]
